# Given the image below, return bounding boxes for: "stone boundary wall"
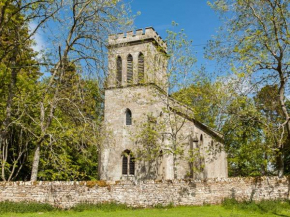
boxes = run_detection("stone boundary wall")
[0,177,289,208]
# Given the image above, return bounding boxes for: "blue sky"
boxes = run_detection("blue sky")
[129,0,221,72]
[31,1,222,77]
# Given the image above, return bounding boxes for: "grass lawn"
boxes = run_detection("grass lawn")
[1,205,290,217]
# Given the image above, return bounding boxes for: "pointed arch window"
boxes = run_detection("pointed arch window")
[126,109,132,125]
[200,134,203,146]
[122,153,128,175]
[154,55,158,70]
[158,57,161,70]
[127,54,133,84]
[116,56,122,86]
[122,150,135,175]
[138,52,144,83]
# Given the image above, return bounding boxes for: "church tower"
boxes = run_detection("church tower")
[106,27,168,90]
[100,27,228,181]
[99,28,169,181]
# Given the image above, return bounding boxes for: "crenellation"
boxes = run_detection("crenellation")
[117,32,125,39]
[144,27,155,37]
[108,27,167,52]
[108,34,116,40]
[126,31,134,37]
[136,28,144,35]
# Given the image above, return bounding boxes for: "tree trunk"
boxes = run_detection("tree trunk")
[30,101,46,181]
[276,68,289,177]
[30,143,40,181]
[1,42,19,181]
[173,154,177,179]
[278,69,290,140]
[276,147,284,178]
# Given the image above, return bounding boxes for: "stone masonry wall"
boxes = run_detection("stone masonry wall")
[0,177,289,208]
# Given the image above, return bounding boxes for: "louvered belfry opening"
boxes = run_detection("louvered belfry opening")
[127,54,133,84]
[122,150,135,176]
[138,53,144,84]
[116,56,122,86]
[126,109,132,125]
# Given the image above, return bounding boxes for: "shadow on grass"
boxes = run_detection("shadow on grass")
[222,198,290,216]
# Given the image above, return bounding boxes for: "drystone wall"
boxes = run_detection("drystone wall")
[0,177,289,208]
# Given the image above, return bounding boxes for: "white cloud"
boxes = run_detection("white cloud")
[28,22,45,54]
[217,74,253,95]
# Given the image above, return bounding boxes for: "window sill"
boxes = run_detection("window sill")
[121,175,135,181]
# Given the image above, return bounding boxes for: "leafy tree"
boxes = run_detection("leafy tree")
[254,85,289,175]
[130,26,206,179]
[221,85,289,176]
[29,0,132,181]
[222,96,271,176]
[0,0,41,181]
[0,0,132,181]
[207,0,290,176]
[173,79,228,130]
[130,113,165,179]
[35,62,102,180]
[162,26,198,179]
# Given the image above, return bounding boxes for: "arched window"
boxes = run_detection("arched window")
[122,153,128,175]
[158,57,161,70]
[154,55,158,69]
[126,109,132,125]
[138,52,144,83]
[122,150,135,175]
[127,54,133,84]
[200,134,203,146]
[116,56,122,86]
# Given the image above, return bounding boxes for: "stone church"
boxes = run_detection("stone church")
[99,27,228,181]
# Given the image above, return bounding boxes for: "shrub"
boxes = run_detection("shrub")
[0,201,55,214]
[154,202,174,209]
[72,202,130,212]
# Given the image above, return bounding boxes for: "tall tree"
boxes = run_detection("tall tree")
[29,0,132,181]
[173,79,228,131]
[37,62,102,180]
[130,26,203,179]
[254,84,289,175]
[223,96,271,176]
[207,0,290,176]
[0,0,41,181]
[0,0,132,181]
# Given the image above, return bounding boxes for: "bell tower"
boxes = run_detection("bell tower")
[100,27,228,181]
[100,28,169,181]
[107,27,168,91]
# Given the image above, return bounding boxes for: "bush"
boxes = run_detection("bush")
[72,202,130,212]
[222,198,290,214]
[154,202,174,209]
[0,201,55,214]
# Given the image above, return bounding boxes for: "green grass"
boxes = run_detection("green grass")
[222,198,290,214]
[0,201,55,214]
[0,200,290,217]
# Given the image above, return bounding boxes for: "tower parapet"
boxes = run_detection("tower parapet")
[109,27,167,53]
